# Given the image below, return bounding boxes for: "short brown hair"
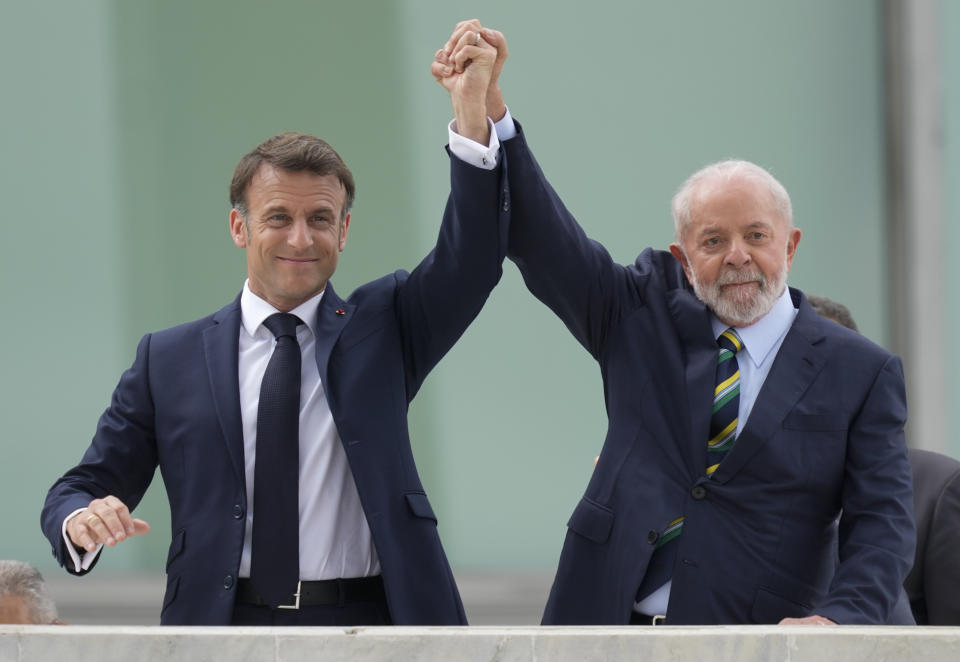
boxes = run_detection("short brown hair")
[229,132,355,220]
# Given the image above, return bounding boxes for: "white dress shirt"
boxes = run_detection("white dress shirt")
[65,281,380,580]
[237,282,379,579]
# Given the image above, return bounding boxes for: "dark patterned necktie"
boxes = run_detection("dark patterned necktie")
[250,312,302,607]
[706,327,743,476]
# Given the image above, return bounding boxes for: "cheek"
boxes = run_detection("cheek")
[759,250,787,273]
[690,255,718,279]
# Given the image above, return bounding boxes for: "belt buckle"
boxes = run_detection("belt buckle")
[277,581,301,610]
[651,614,666,626]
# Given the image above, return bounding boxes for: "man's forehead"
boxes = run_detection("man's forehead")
[689,174,784,224]
[250,164,346,205]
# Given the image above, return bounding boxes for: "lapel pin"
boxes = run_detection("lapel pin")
[335,308,346,316]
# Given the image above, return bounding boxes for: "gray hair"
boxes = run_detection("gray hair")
[0,561,58,624]
[807,294,859,332]
[671,160,793,243]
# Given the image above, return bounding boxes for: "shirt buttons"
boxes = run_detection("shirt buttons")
[691,485,707,500]
[232,504,244,519]
[647,530,659,545]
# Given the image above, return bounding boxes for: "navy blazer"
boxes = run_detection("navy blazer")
[41,153,509,625]
[503,125,915,625]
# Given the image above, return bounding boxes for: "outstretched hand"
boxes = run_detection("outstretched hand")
[67,495,150,553]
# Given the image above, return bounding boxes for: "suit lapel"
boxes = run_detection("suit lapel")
[203,296,245,483]
[667,288,717,478]
[711,291,827,483]
[313,283,353,387]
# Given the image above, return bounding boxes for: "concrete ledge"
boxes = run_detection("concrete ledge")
[2,625,960,662]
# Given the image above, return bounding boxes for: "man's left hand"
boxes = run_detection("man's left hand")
[779,614,837,626]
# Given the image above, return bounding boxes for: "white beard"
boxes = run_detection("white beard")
[689,262,788,327]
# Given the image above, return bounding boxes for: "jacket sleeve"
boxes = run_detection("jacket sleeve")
[393,145,510,399]
[40,334,159,574]
[817,355,916,624]
[502,124,633,360]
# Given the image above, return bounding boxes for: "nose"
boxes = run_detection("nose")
[724,239,751,267]
[287,218,313,250]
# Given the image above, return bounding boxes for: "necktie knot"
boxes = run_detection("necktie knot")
[717,327,743,355]
[263,313,302,340]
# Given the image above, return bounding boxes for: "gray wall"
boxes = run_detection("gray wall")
[946,2,960,455]
[2,0,940,584]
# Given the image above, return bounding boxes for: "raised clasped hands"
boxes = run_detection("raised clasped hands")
[431,19,509,143]
[67,495,150,553]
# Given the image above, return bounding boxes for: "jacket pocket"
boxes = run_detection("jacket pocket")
[567,497,614,544]
[405,492,437,523]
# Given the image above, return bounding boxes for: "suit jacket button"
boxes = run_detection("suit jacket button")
[223,574,234,590]
[647,530,659,545]
[691,485,707,500]
[232,504,244,519]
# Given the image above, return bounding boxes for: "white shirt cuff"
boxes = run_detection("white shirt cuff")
[493,107,517,142]
[447,107,515,171]
[448,116,500,170]
[63,508,103,572]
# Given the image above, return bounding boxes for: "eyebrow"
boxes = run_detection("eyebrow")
[261,205,336,217]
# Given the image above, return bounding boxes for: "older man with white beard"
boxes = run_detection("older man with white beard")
[433,20,914,626]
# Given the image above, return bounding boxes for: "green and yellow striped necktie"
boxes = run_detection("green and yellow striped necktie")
[707,327,743,476]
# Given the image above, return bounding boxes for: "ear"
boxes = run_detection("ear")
[338,212,351,252]
[229,208,248,248]
[669,242,693,281]
[785,227,802,269]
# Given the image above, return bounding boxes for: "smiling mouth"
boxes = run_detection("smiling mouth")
[277,257,317,263]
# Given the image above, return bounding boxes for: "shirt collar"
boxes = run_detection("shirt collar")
[240,279,325,338]
[710,287,797,369]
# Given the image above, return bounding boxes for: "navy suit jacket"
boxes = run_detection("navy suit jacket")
[503,125,915,625]
[904,448,960,624]
[41,153,508,625]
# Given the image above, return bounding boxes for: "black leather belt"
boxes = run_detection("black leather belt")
[236,576,385,609]
[630,611,667,625]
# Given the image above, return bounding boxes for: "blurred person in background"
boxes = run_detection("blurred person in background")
[0,561,59,624]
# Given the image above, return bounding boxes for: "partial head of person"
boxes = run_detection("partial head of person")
[669,160,802,328]
[229,132,356,312]
[0,561,59,625]
[806,294,859,332]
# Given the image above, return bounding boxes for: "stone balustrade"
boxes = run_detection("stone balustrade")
[2,625,959,662]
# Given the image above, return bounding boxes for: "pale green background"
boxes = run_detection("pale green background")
[1,0,951,579]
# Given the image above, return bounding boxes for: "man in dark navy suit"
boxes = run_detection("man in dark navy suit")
[42,29,507,626]
[435,21,914,625]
